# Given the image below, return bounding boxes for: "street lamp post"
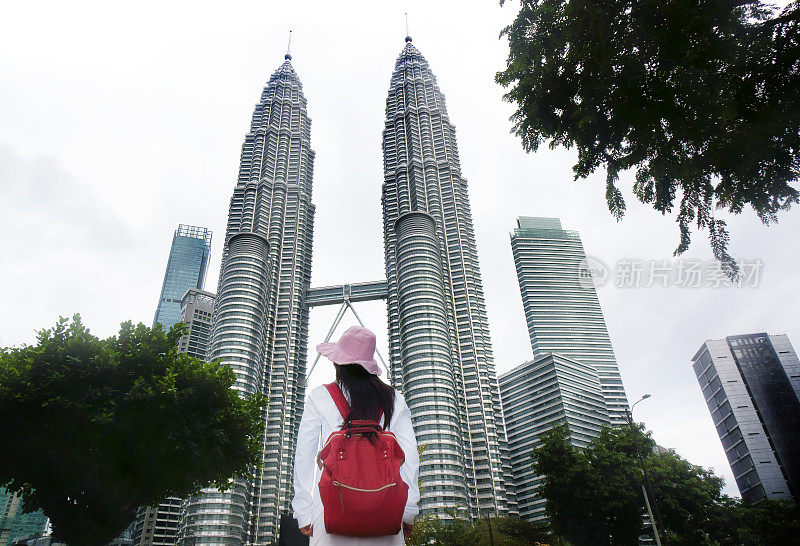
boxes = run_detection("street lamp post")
[628,394,664,546]
[485,510,495,546]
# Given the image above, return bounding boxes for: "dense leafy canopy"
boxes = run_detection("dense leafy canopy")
[405,512,558,545]
[0,316,264,546]
[498,0,800,277]
[533,424,800,545]
[732,498,800,545]
[648,449,728,543]
[533,425,656,545]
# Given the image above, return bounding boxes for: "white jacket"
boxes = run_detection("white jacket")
[291,384,420,529]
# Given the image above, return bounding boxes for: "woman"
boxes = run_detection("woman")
[292,326,420,544]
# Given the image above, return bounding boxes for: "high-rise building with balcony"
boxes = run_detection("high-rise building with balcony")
[510,217,628,424]
[177,289,216,361]
[153,225,212,329]
[692,333,800,502]
[132,499,182,546]
[500,354,608,521]
[177,50,315,544]
[0,487,48,545]
[381,36,514,517]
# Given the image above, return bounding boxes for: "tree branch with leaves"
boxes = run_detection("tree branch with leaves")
[497,0,800,278]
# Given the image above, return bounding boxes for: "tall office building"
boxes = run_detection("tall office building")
[132,500,182,546]
[500,355,608,520]
[511,217,628,424]
[153,225,212,329]
[0,487,48,545]
[133,290,216,546]
[381,36,513,517]
[177,289,216,361]
[692,333,800,502]
[178,51,315,544]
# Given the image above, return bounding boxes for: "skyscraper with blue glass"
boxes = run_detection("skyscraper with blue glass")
[153,224,212,329]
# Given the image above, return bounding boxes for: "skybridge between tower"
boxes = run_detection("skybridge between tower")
[304,280,390,378]
[305,279,388,307]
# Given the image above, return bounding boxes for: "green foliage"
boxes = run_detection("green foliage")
[490,516,561,545]
[405,512,558,545]
[405,513,482,546]
[532,423,800,545]
[533,425,647,545]
[729,498,800,546]
[647,450,725,544]
[532,424,725,544]
[0,315,264,546]
[497,0,800,277]
[693,496,800,545]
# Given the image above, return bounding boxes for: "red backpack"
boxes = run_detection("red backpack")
[316,383,408,537]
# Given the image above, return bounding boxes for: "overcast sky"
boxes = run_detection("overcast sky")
[2,0,798,498]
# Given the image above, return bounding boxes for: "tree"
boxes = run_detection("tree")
[404,512,558,545]
[532,425,644,545]
[647,450,725,544]
[490,516,559,545]
[405,513,482,546]
[497,0,800,277]
[702,495,748,545]
[735,498,800,545]
[532,424,728,544]
[694,496,800,545]
[0,316,264,546]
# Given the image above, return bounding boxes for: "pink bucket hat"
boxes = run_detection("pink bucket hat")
[316,326,381,376]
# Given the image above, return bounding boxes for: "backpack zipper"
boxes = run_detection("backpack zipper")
[332,481,397,492]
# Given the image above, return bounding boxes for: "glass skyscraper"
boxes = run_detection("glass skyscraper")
[692,333,800,502]
[177,50,315,544]
[499,355,608,521]
[511,217,628,424]
[381,36,514,517]
[153,225,212,329]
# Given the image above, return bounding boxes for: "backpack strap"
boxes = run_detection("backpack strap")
[325,382,384,427]
[325,383,350,421]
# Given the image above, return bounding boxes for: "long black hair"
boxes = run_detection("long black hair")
[335,364,395,427]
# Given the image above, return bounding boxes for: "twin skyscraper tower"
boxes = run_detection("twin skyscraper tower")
[177,37,515,544]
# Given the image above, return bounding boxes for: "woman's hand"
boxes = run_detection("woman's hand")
[299,524,313,537]
[403,522,414,538]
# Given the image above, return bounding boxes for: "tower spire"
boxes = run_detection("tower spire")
[405,12,412,42]
[285,30,292,60]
